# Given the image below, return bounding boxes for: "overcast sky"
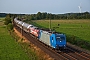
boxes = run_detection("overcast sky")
[0,0,90,14]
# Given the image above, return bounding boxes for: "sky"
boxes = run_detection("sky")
[0,0,90,14]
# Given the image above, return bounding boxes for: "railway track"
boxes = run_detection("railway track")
[66,46,90,60]
[15,26,66,60]
[14,25,90,60]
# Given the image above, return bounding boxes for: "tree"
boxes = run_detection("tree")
[4,15,12,25]
[36,12,42,20]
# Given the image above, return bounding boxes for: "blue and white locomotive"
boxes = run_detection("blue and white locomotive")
[14,18,66,49]
[39,30,66,49]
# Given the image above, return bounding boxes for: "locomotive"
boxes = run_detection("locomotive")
[14,18,66,49]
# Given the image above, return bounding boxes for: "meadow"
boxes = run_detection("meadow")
[32,20,90,41]
[28,19,90,50]
[0,18,30,60]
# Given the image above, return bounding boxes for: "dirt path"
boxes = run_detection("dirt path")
[14,28,29,43]
[14,28,54,60]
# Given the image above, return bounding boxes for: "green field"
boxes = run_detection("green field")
[0,18,30,60]
[32,19,90,41]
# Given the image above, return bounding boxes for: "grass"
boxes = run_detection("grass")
[0,17,45,60]
[0,18,4,26]
[0,18,30,60]
[32,19,90,42]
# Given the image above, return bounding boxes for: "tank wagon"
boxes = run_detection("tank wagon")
[14,18,66,49]
[22,22,33,32]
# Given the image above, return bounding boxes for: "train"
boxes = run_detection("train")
[14,18,66,49]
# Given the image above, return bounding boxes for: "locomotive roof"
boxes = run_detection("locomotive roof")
[41,29,64,35]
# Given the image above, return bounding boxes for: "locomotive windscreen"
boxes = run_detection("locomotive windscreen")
[56,36,65,41]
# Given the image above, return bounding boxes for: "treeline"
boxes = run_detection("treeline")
[24,12,90,20]
[0,13,6,17]
[0,13,25,18]
[0,11,90,20]
[61,12,90,19]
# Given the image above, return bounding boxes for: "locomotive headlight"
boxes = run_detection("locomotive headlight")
[60,41,61,42]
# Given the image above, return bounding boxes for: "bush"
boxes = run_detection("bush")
[4,17,12,25]
[7,23,13,31]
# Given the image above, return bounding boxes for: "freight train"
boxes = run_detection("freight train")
[14,18,66,49]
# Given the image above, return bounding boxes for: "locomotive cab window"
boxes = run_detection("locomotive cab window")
[56,37,65,41]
